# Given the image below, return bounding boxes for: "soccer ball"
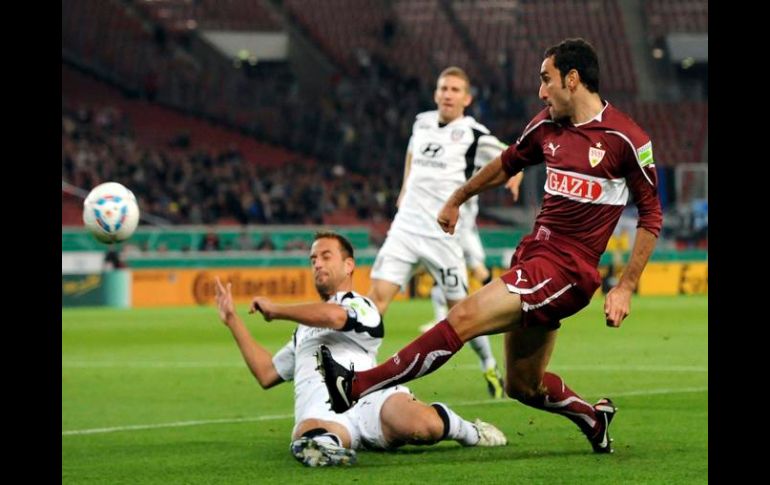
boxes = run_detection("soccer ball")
[82,182,140,243]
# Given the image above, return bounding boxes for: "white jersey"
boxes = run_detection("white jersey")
[271,291,382,425]
[391,110,506,238]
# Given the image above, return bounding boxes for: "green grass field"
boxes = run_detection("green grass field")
[62,296,707,484]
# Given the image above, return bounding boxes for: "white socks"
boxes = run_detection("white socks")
[431,402,480,446]
[468,335,497,371]
[430,284,448,322]
[313,433,341,447]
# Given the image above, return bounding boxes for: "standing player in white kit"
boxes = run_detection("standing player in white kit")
[369,66,512,397]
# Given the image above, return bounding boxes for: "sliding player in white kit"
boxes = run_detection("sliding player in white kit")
[214,231,507,467]
[370,66,510,397]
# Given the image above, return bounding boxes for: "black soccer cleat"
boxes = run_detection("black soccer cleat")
[588,397,617,453]
[316,345,356,413]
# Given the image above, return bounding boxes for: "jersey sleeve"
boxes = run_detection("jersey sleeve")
[338,294,383,338]
[474,134,508,168]
[619,137,663,237]
[271,340,295,382]
[609,125,663,237]
[500,119,547,176]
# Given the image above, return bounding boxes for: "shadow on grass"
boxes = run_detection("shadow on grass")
[353,444,594,467]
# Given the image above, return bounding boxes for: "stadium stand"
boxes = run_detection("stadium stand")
[452,0,636,96]
[136,0,283,34]
[644,0,708,38]
[62,0,706,244]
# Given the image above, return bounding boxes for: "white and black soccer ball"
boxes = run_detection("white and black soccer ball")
[82,182,140,243]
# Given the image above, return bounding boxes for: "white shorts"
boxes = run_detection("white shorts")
[346,385,412,450]
[371,229,468,301]
[292,378,357,444]
[292,383,412,451]
[458,225,486,269]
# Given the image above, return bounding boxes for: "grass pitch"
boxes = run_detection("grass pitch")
[63,296,707,484]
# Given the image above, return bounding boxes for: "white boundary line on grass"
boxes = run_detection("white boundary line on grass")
[63,361,247,368]
[62,386,707,437]
[62,414,294,436]
[62,361,708,372]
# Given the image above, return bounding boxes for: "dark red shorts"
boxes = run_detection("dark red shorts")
[501,230,601,329]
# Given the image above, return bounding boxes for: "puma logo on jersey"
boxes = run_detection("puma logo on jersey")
[545,142,560,156]
[515,269,528,285]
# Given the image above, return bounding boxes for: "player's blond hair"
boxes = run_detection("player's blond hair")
[437,66,471,92]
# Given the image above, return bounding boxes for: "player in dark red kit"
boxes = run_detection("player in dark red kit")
[319,38,662,454]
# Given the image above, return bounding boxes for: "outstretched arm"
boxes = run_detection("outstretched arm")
[604,228,657,327]
[438,156,511,234]
[250,297,348,330]
[215,278,283,389]
[605,135,663,328]
[505,171,524,202]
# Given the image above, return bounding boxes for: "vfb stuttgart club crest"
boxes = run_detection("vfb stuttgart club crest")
[589,145,606,167]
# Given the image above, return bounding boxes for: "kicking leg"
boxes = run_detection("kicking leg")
[318,279,522,412]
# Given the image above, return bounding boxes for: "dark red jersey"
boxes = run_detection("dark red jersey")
[501,102,663,260]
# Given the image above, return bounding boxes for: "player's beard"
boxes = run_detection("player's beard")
[314,274,333,300]
[549,88,572,122]
[549,105,570,123]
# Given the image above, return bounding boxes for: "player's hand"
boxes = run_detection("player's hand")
[249,296,276,321]
[437,203,460,235]
[505,172,523,202]
[604,286,632,327]
[214,277,237,326]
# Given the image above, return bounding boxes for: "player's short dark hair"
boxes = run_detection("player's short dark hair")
[438,66,471,92]
[544,38,600,93]
[313,231,355,260]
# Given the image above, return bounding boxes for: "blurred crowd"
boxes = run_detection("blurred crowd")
[62,51,528,227]
[239,59,528,178]
[62,102,403,226]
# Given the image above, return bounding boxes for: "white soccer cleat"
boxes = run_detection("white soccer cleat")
[472,419,508,447]
[290,437,357,467]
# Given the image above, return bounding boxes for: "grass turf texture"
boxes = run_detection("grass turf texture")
[63,296,707,484]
